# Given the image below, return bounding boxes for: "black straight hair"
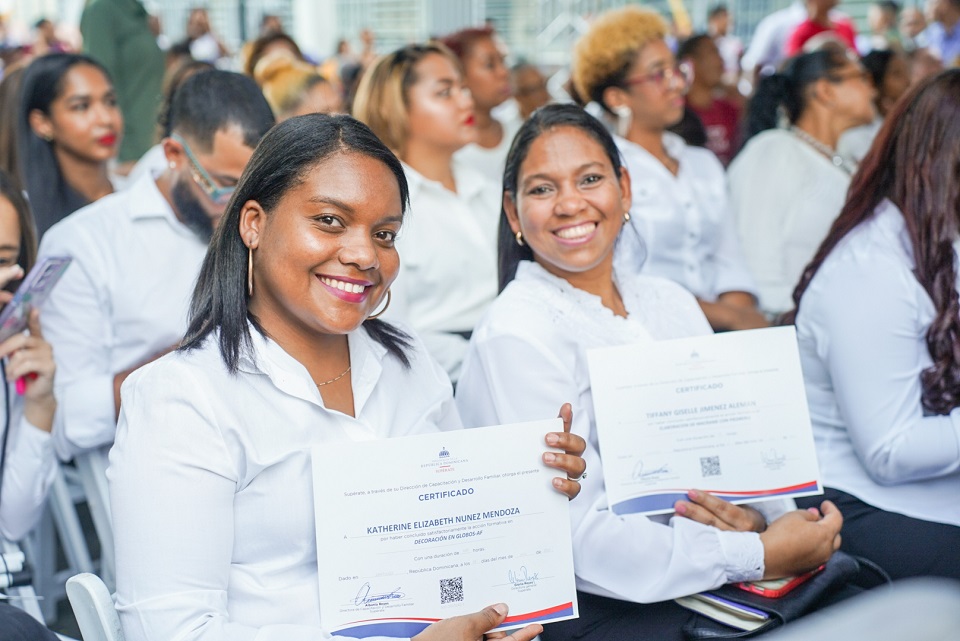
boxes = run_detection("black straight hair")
[0,168,38,287]
[168,70,275,152]
[16,53,111,237]
[180,113,413,372]
[745,43,851,141]
[498,103,624,292]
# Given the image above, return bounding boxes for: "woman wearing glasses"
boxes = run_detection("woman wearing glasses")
[728,43,876,316]
[16,53,123,237]
[571,7,766,332]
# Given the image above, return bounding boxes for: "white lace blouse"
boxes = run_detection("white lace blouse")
[456,261,776,603]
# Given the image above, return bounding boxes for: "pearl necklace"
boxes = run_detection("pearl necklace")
[315,365,351,387]
[789,126,852,174]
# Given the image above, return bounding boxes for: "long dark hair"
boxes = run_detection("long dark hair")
[16,53,112,237]
[745,43,850,141]
[498,103,624,291]
[0,168,38,281]
[180,113,413,372]
[789,70,960,415]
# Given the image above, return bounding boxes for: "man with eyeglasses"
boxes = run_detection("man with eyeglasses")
[36,71,275,459]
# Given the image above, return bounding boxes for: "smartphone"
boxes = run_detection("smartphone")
[0,257,72,344]
[736,565,825,598]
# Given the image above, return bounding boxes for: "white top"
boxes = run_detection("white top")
[796,200,960,527]
[124,143,167,186]
[456,261,779,603]
[837,118,882,165]
[729,129,851,315]
[454,114,522,185]
[0,387,58,541]
[614,133,757,303]
[38,174,208,459]
[740,1,807,74]
[386,160,502,382]
[109,324,459,641]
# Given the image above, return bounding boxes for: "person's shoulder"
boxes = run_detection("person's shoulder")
[39,191,131,256]
[123,343,219,398]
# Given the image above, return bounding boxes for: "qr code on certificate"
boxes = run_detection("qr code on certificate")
[700,456,721,477]
[440,577,464,604]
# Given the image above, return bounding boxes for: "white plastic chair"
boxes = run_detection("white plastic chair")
[65,573,124,641]
[74,449,115,590]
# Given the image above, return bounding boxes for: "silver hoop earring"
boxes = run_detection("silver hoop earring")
[367,289,392,320]
[247,246,254,297]
[515,231,525,247]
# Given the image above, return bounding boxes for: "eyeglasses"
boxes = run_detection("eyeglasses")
[623,62,693,91]
[171,133,235,206]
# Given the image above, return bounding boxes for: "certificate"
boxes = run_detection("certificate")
[312,420,579,637]
[587,326,822,516]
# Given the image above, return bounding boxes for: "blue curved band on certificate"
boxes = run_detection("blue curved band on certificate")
[338,603,576,637]
[611,481,821,516]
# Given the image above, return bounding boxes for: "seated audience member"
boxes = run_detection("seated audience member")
[790,70,960,580]
[920,0,960,66]
[0,170,60,641]
[707,4,744,85]
[442,27,520,182]
[908,46,946,80]
[837,48,910,162]
[242,31,305,77]
[16,53,122,237]
[857,0,903,53]
[456,105,842,641]
[899,7,927,48]
[729,44,875,315]
[353,44,501,381]
[253,53,343,120]
[38,71,274,460]
[785,0,859,55]
[108,112,586,641]
[678,34,742,166]
[511,62,551,120]
[571,7,767,331]
[125,58,214,186]
[740,1,808,79]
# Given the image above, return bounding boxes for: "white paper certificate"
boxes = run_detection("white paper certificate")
[587,326,822,516]
[312,420,578,637]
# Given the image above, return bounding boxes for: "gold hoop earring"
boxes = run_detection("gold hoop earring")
[367,289,391,320]
[247,246,254,297]
[623,212,631,223]
[515,231,525,246]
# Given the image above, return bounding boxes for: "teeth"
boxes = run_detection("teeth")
[321,277,367,294]
[555,222,596,239]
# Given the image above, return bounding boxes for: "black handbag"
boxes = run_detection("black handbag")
[678,551,890,639]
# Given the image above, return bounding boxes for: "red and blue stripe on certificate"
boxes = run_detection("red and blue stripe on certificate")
[611,480,822,515]
[336,601,576,637]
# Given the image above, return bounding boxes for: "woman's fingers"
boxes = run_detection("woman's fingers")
[0,265,24,291]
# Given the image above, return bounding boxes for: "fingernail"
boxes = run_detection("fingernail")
[688,489,699,499]
[492,603,508,616]
[553,478,563,489]
[807,507,820,515]
[545,433,560,445]
[543,452,556,463]
[675,502,687,515]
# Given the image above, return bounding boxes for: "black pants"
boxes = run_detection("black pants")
[540,591,696,641]
[0,603,59,641]
[796,487,960,580]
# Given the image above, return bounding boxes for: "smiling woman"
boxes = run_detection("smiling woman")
[16,53,123,237]
[107,113,587,641]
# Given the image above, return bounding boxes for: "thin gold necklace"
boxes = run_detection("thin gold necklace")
[315,364,351,387]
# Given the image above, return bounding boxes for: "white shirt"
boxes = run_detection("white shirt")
[38,174,208,459]
[387,160,501,381]
[109,324,459,641]
[124,143,167,186]
[837,118,882,165]
[796,201,960,527]
[729,129,850,315]
[456,261,775,603]
[740,2,808,74]
[0,385,58,541]
[614,133,757,303]
[454,114,522,185]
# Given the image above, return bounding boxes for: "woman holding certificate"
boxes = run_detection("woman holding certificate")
[455,104,843,641]
[107,114,586,641]
[790,70,960,580]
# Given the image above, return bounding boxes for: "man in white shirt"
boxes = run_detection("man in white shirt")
[740,1,808,80]
[38,71,275,459]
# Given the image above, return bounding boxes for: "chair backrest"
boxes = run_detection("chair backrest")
[65,573,125,641]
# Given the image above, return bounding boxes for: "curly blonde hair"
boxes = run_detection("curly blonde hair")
[572,7,667,112]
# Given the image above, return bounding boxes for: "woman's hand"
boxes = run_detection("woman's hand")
[0,309,56,432]
[0,264,23,306]
[542,403,586,500]
[759,501,843,580]
[674,489,767,532]
[411,603,542,641]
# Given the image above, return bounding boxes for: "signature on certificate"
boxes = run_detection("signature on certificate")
[353,582,406,606]
[760,448,787,471]
[632,459,672,480]
[508,566,540,586]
